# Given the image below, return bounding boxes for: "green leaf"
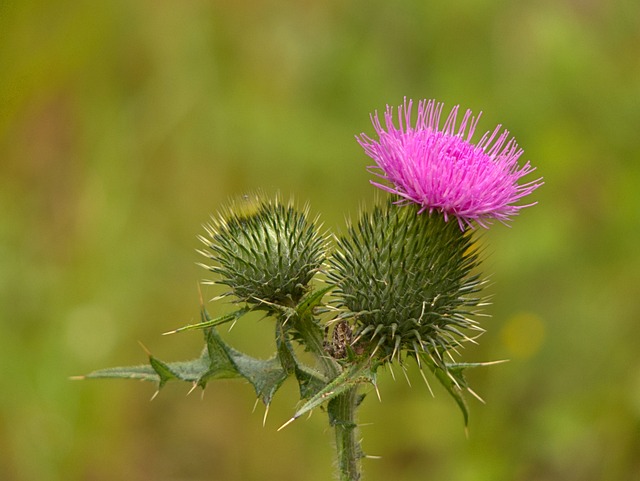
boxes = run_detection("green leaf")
[80,364,160,382]
[245,284,333,323]
[163,307,252,334]
[148,355,177,387]
[228,349,288,406]
[199,307,289,406]
[200,326,242,382]
[295,285,333,317]
[422,357,504,427]
[275,320,297,375]
[80,327,289,406]
[80,344,242,388]
[431,362,470,427]
[279,361,376,430]
[80,303,334,409]
[275,320,327,399]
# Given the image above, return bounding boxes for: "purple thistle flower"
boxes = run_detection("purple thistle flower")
[357,98,543,229]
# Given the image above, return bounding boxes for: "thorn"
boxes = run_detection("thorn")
[68,375,85,381]
[418,369,434,398]
[252,398,260,414]
[428,352,440,366]
[418,301,427,323]
[372,381,382,402]
[369,337,385,360]
[467,387,485,404]
[262,403,270,427]
[445,350,458,363]
[197,281,205,307]
[371,324,384,341]
[462,333,479,345]
[464,425,470,439]
[277,416,297,432]
[446,370,461,389]
[353,325,373,345]
[389,322,398,339]
[401,365,412,387]
[138,341,152,356]
[351,330,365,345]
[388,363,396,381]
[391,335,401,363]
[414,349,422,369]
[150,390,160,401]
[187,382,199,396]
[364,454,383,460]
[479,359,509,366]
[209,293,227,302]
[162,329,178,336]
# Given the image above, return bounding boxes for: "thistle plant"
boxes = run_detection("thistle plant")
[77,98,542,481]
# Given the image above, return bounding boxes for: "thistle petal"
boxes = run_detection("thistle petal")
[357,98,543,228]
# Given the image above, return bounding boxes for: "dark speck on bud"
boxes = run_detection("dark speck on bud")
[327,200,486,365]
[198,194,327,307]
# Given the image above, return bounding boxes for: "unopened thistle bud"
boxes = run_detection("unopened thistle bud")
[327,200,485,364]
[198,195,326,307]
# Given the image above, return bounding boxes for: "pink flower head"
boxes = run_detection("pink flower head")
[357,98,543,229]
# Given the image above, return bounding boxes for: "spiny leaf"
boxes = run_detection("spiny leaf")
[295,285,334,317]
[275,320,327,399]
[201,326,240,380]
[227,350,288,406]
[279,361,376,430]
[275,320,297,375]
[163,307,252,335]
[81,326,290,406]
[80,364,160,382]
[80,344,242,387]
[79,349,240,393]
[430,362,470,427]
[200,307,289,406]
[149,355,177,388]
[421,356,504,427]
[294,364,328,400]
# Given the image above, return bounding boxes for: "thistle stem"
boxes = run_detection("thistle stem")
[292,312,361,480]
[331,386,362,481]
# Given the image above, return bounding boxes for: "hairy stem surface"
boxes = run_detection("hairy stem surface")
[331,386,362,481]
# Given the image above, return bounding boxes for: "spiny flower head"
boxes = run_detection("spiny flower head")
[357,98,543,229]
[327,200,486,364]
[198,194,326,307]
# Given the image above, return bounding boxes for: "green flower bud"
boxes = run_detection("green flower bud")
[327,200,486,363]
[198,195,327,307]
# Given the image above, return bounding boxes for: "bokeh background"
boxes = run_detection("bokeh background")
[2,1,639,480]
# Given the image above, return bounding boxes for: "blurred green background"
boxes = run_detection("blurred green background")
[1,1,639,480]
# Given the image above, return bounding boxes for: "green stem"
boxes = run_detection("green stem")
[330,386,362,481]
[288,306,361,480]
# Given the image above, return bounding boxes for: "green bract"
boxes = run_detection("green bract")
[328,200,486,364]
[198,196,327,307]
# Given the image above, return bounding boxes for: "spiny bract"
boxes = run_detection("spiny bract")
[198,195,326,307]
[328,200,486,364]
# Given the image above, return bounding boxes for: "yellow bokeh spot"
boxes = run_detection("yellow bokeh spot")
[500,312,546,359]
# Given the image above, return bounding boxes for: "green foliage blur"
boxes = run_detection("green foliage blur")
[1,1,639,480]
